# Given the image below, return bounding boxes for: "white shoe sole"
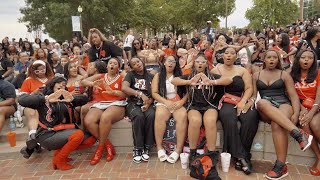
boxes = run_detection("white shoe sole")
[302,135,313,152]
[264,172,289,180]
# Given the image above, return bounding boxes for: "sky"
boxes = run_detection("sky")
[0,0,253,41]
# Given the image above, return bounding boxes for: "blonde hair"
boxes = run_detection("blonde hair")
[87,28,108,46]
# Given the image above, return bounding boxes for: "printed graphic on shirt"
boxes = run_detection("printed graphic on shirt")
[0,64,4,71]
[134,78,147,90]
[295,80,317,89]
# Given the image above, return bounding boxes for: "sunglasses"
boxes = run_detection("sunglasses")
[195,60,207,64]
[34,69,46,74]
[167,60,177,64]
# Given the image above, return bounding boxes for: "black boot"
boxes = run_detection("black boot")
[189,149,197,168]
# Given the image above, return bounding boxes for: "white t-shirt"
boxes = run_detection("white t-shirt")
[237,45,255,66]
[124,34,135,48]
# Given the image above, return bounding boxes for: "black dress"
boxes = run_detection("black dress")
[218,76,259,160]
[257,71,291,108]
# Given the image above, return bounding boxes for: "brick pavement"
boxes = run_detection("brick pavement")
[0,150,319,180]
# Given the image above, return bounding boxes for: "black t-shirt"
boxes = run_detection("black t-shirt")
[191,37,200,45]
[89,41,123,64]
[0,57,13,76]
[52,63,63,74]
[0,79,16,108]
[215,47,227,64]
[306,40,320,60]
[180,73,221,107]
[123,71,154,103]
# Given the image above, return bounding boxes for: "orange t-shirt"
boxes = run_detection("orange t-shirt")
[294,70,320,100]
[20,77,48,93]
[92,73,125,102]
[163,48,177,56]
[67,86,85,94]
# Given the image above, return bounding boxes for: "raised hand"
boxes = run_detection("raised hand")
[91,79,103,90]
[60,90,74,103]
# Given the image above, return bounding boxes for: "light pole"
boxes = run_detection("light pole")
[225,0,228,28]
[77,5,83,40]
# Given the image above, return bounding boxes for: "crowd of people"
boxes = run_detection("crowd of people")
[0,18,319,179]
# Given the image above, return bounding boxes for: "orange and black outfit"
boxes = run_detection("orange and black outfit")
[18,94,95,170]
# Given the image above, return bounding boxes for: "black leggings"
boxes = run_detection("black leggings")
[219,103,259,159]
[126,103,155,150]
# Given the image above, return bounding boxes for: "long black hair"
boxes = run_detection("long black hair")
[279,33,290,53]
[305,27,320,41]
[158,55,186,99]
[63,62,79,80]
[290,49,318,83]
[43,76,67,96]
[131,39,143,57]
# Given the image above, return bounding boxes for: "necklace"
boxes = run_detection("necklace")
[95,42,102,50]
[105,73,120,85]
[37,77,48,83]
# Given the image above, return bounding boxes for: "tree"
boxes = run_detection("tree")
[19,0,236,41]
[245,0,299,30]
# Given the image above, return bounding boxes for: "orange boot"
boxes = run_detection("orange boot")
[90,145,104,165]
[105,139,116,162]
[77,136,97,150]
[52,130,84,170]
[53,150,73,162]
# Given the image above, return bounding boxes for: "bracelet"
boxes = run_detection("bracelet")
[139,91,143,98]
[213,80,217,85]
[313,104,319,106]
[250,98,256,103]
[135,91,139,97]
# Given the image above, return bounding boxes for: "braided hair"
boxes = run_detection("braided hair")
[158,55,186,99]
[186,53,217,109]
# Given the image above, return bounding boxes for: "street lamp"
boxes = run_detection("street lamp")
[77,5,83,39]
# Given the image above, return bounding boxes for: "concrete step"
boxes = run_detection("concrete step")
[0,122,28,142]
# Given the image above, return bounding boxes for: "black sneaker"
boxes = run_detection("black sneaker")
[133,149,142,163]
[265,160,288,180]
[20,146,34,159]
[141,148,150,162]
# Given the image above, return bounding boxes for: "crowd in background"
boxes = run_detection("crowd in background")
[0,17,319,179]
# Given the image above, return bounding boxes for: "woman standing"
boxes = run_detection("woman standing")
[252,50,313,179]
[291,50,320,176]
[211,47,259,175]
[87,28,123,64]
[122,57,155,163]
[82,58,126,165]
[171,53,232,163]
[152,55,188,163]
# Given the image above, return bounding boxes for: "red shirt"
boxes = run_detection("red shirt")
[163,48,177,56]
[204,49,214,70]
[92,74,125,102]
[20,77,48,93]
[294,70,320,100]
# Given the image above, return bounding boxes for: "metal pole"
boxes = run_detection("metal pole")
[225,0,228,28]
[300,0,304,21]
[80,14,83,40]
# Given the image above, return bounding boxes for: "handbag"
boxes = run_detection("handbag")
[302,97,315,110]
[298,88,315,110]
[218,93,241,110]
[190,151,221,180]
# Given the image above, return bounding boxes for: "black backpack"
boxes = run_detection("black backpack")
[190,151,221,180]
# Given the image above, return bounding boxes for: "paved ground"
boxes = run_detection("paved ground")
[0,150,319,180]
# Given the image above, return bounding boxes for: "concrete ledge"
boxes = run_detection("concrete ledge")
[0,118,316,166]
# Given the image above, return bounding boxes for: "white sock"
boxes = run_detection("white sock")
[29,130,37,136]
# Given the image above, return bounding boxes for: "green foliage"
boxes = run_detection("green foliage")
[245,0,299,30]
[19,0,236,41]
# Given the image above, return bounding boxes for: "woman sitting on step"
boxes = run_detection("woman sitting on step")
[151,55,188,164]
[18,76,96,170]
[82,58,127,165]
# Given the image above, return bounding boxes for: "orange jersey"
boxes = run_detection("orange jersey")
[67,86,85,94]
[294,70,320,100]
[20,77,48,93]
[163,48,177,56]
[92,73,125,102]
